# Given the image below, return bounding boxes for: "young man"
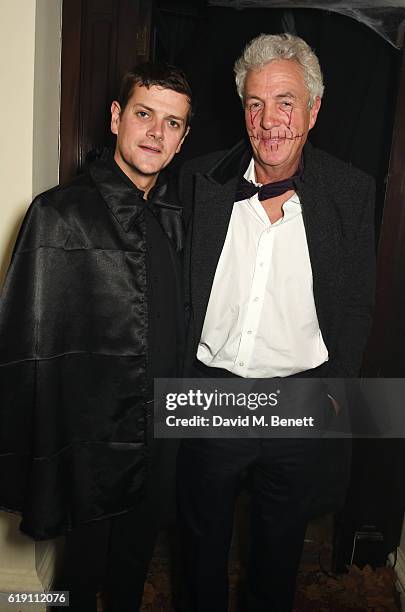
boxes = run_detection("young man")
[178,34,375,611]
[0,62,191,611]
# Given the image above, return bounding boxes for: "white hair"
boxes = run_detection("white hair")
[234,33,324,108]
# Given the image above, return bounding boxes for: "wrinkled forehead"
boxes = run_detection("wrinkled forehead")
[244,59,309,100]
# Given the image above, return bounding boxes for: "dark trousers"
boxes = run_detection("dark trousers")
[177,436,325,612]
[53,438,178,612]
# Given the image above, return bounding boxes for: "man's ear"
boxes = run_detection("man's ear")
[175,125,191,154]
[111,101,121,135]
[309,96,321,131]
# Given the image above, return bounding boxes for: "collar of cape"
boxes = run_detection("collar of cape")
[89,149,183,250]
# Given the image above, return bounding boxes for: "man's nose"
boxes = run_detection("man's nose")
[260,104,280,130]
[147,119,164,141]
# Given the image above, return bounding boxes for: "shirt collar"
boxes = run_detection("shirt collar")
[243,157,301,213]
[244,157,260,185]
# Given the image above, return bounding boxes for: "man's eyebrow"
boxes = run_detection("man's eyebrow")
[133,103,154,112]
[245,92,297,102]
[245,94,264,101]
[275,92,296,99]
[166,114,185,122]
[133,103,185,122]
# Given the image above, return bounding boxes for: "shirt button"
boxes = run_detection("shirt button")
[247,330,252,335]
[239,362,244,367]
[260,262,264,267]
[254,297,259,302]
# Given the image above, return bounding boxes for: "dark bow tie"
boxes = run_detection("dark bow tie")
[235,160,303,202]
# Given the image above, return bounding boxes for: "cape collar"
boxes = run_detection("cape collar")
[90,153,146,232]
[89,151,181,233]
[89,151,183,250]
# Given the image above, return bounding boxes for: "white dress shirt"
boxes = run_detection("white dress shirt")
[197,158,329,378]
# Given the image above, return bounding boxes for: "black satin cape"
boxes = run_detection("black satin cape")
[0,157,182,540]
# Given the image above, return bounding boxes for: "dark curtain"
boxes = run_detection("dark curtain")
[153,5,399,239]
[296,9,399,235]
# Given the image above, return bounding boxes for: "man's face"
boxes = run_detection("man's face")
[111,84,190,187]
[244,59,321,180]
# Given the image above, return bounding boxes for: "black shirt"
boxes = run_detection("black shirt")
[110,160,183,389]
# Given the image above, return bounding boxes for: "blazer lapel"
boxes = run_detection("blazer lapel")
[190,172,239,336]
[187,140,248,337]
[297,144,341,342]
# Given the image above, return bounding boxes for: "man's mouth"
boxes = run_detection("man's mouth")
[260,132,288,142]
[139,144,162,154]
[261,136,287,145]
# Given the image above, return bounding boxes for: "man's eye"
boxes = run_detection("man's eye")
[136,111,149,118]
[168,120,180,128]
[280,101,292,108]
[248,102,261,110]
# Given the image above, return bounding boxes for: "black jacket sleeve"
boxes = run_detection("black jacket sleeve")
[328,175,376,378]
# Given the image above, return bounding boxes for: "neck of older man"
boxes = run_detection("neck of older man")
[252,153,303,223]
[260,190,295,224]
[253,153,302,185]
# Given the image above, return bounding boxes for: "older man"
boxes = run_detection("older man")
[178,34,375,611]
[0,62,191,611]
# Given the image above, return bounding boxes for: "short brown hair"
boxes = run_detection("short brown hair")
[118,62,193,125]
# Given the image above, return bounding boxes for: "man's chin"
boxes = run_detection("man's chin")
[257,152,291,169]
[131,162,163,177]
[135,156,175,176]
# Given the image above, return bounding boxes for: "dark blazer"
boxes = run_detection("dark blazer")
[180,140,376,380]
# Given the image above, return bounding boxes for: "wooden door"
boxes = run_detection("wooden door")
[59,0,152,183]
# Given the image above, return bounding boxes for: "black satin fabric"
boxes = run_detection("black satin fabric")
[0,157,182,540]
